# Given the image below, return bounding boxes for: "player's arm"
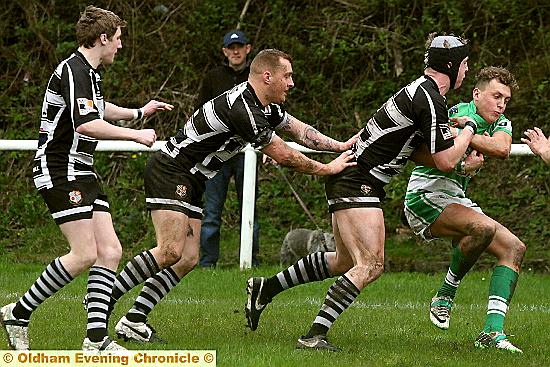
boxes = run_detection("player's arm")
[260,134,355,175]
[431,131,475,172]
[278,114,358,152]
[410,143,437,168]
[429,116,477,172]
[104,100,174,121]
[76,119,157,147]
[470,131,511,159]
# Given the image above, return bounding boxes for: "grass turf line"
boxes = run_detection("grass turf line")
[1,262,549,366]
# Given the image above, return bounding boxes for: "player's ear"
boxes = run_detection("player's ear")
[263,71,271,84]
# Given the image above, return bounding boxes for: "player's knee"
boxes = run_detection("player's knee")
[97,240,123,264]
[468,221,496,246]
[512,238,527,265]
[329,256,353,275]
[160,246,183,267]
[353,260,384,283]
[78,251,98,269]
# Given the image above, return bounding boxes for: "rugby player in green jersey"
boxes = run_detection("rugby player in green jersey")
[404,66,524,353]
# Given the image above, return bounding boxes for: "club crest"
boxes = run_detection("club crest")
[176,185,187,198]
[360,184,372,195]
[68,190,82,205]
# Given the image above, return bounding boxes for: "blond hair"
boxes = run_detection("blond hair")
[250,49,292,75]
[475,66,519,92]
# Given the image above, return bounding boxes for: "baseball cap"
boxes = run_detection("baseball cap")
[223,30,249,48]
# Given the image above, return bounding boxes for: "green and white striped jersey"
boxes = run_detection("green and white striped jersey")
[406,101,512,198]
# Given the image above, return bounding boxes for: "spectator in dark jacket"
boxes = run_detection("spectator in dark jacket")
[196,30,260,268]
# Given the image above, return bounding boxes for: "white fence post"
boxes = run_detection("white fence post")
[239,145,257,269]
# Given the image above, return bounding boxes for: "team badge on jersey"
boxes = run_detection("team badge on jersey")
[440,124,453,140]
[68,190,83,205]
[176,185,187,198]
[77,98,97,116]
[360,184,372,195]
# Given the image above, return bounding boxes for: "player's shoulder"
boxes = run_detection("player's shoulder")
[448,101,471,117]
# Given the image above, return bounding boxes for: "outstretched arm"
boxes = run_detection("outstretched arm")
[76,119,157,147]
[260,134,355,176]
[104,100,174,121]
[278,114,358,152]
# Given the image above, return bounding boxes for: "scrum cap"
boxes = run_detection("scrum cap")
[424,35,469,89]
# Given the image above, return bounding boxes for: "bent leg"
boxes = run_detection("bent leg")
[430,204,496,299]
[126,218,201,323]
[305,207,385,339]
[112,210,188,303]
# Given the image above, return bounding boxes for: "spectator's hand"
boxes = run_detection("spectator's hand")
[134,129,157,147]
[142,100,174,117]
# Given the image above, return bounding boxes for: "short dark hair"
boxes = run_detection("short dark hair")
[76,6,127,49]
[475,66,519,92]
[250,49,293,75]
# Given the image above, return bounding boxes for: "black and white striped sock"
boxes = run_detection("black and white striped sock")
[13,257,73,320]
[111,250,159,303]
[306,274,360,337]
[86,266,116,342]
[262,252,330,303]
[126,267,180,323]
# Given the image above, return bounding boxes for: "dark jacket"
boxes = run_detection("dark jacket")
[195,62,251,110]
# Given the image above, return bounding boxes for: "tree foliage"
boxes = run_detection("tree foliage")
[1,0,549,268]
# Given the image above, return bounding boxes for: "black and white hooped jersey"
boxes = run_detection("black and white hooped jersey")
[354,75,455,186]
[161,81,289,180]
[33,51,104,190]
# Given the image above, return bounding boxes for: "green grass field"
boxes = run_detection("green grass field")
[1,261,549,367]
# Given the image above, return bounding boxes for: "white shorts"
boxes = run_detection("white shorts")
[404,191,483,241]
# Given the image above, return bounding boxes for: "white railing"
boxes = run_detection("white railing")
[0,140,536,268]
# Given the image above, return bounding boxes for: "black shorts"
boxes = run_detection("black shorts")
[144,151,205,219]
[325,166,385,212]
[39,177,110,225]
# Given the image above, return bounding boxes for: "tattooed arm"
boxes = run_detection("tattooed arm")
[260,134,356,176]
[278,114,358,152]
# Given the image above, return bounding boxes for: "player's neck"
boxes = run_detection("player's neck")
[78,46,101,69]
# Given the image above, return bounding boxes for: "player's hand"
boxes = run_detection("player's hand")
[262,154,278,166]
[340,129,363,151]
[521,127,550,156]
[462,149,484,173]
[449,116,476,129]
[134,129,157,147]
[324,150,356,174]
[142,100,174,117]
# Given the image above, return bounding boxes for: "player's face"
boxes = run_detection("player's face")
[268,58,294,104]
[223,43,251,69]
[102,27,122,65]
[454,57,469,89]
[473,79,512,123]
